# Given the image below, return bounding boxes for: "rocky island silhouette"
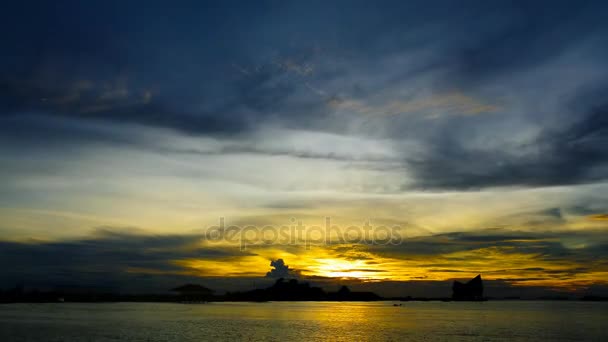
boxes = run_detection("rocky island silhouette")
[452,274,484,301]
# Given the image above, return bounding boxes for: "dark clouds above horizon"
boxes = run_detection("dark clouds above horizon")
[1,227,608,296]
[1,0,608,190]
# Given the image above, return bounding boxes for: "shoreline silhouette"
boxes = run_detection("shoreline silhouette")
[2,275,607,303]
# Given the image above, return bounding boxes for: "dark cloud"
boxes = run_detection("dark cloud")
[543,208,564,220]
[445,1,608,86]
[0,78,251,136]
[0,1,601,131]
[0,228,253,291]
[1,1,607,193]
[405,96,608,190]
[366,228,608,262]
[0,1,273,136]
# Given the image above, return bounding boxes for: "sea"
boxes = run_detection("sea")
[0,301,606,341]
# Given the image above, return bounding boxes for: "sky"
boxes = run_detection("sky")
[1,0,608,297]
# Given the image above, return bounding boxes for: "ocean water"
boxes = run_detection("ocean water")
[0,301,606,341]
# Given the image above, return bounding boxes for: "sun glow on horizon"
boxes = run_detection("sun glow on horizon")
[311,258,388,280]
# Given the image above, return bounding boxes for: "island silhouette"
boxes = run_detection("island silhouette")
[452,274,484,301]
[3,274,606,303]
[223,278,381,302]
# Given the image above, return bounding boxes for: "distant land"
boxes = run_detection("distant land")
[2,275,607,303]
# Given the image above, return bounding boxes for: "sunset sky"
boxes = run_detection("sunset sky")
[1,0,608,297]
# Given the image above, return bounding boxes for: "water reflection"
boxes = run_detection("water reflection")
[0,301,607,341]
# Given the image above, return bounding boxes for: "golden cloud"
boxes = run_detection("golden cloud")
[588,214,608,221]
